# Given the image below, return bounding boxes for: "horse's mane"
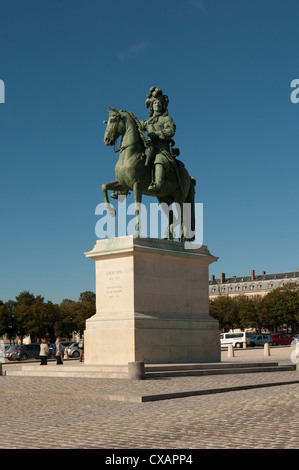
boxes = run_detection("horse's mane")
[120,109,146,150]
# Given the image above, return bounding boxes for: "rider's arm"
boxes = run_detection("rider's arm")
[162,116,176,140]
[148,117,176,142]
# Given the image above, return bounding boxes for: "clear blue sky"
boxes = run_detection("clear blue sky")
[1,0,299,304]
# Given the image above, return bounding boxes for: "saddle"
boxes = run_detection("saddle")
[144,139,181,167]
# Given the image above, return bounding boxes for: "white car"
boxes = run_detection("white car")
[220,332,251,349]
[66,342,80,357]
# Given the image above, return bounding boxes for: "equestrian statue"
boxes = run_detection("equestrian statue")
[102,86,196,242]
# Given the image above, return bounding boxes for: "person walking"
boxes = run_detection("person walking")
[78,335,84,362]
[40,338,49,365]
[55,337,63,365]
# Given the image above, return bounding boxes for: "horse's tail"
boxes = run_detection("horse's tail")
[185,177,196,241]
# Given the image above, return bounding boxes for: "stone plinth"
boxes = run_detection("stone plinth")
[84,236,220,364]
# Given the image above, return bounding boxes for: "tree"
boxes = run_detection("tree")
[209,295,239,331]
[79,291,95,304]
[210,283,299,333]
[0,300,18,343]
[233,295,257,330]
[2,289,97,342]
[11,291,63,342]
[58,292,96,336]
[74,291,96,334]
[56,299,78,338]
[13,291,37,342]
[27,299,61,341]
[258,283,299,332]
[0,301,8,336]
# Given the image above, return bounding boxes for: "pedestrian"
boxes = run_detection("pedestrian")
[78,334,84,362]
[40,338,49,366]
[55,337,63,365]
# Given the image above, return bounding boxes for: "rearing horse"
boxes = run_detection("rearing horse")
[102,107,196,241]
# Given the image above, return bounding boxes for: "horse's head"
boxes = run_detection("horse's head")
[103,106,124,147]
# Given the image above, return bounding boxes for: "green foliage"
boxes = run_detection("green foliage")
[0,301,17,340]
[258,283,299,332]
[0,290,96,342]
[210,283,299,332]
[209,296,238,331]
[58,291,96,337]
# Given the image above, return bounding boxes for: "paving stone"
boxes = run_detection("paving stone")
[1,347,299,449]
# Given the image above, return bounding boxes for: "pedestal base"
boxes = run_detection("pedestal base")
[84,237,220,365]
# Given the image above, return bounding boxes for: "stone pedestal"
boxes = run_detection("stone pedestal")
[84,236,220,365]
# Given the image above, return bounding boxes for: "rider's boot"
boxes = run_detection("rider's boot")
[148,163,164,193]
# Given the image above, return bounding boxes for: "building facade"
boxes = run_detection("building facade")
[209,269,299,299]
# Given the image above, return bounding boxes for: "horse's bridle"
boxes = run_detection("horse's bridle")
[110,113,135,154]
[106,112,121,150]
[106,108,138,153]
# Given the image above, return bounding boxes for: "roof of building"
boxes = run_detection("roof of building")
[209,270,299,285]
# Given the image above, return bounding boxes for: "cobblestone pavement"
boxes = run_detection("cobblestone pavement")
[0,347,298,450]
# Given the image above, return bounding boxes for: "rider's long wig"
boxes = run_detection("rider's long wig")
[146,99,169,117]
[145,87,169,117]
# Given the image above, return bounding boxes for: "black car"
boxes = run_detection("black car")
[11,343,41,361]
[48,343,56,359]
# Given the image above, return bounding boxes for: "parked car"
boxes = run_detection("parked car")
[220,332,251,348]
[271,334,293,346]
[48,343,56,358]
[5,345,19,360]
[61,341,73,348]
[48,341,73,358]
[290,334,299,346]
[250,334,273,347]
[11,343,41,361]
[66,342,79,357]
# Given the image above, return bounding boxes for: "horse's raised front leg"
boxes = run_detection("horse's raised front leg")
[102,180,127,217]
[133,181,142,237]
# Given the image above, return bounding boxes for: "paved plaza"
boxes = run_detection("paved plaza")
[1,347,299,450]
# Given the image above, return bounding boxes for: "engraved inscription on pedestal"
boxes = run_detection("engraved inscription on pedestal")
[105,270,123,299]
[95,255,134,315]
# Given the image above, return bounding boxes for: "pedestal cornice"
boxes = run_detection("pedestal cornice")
[85,236,218,264]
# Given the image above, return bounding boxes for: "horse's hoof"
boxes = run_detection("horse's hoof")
[147,182,161,193]
[107,206,116,217]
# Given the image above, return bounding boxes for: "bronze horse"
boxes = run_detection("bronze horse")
[102,107,196,241]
